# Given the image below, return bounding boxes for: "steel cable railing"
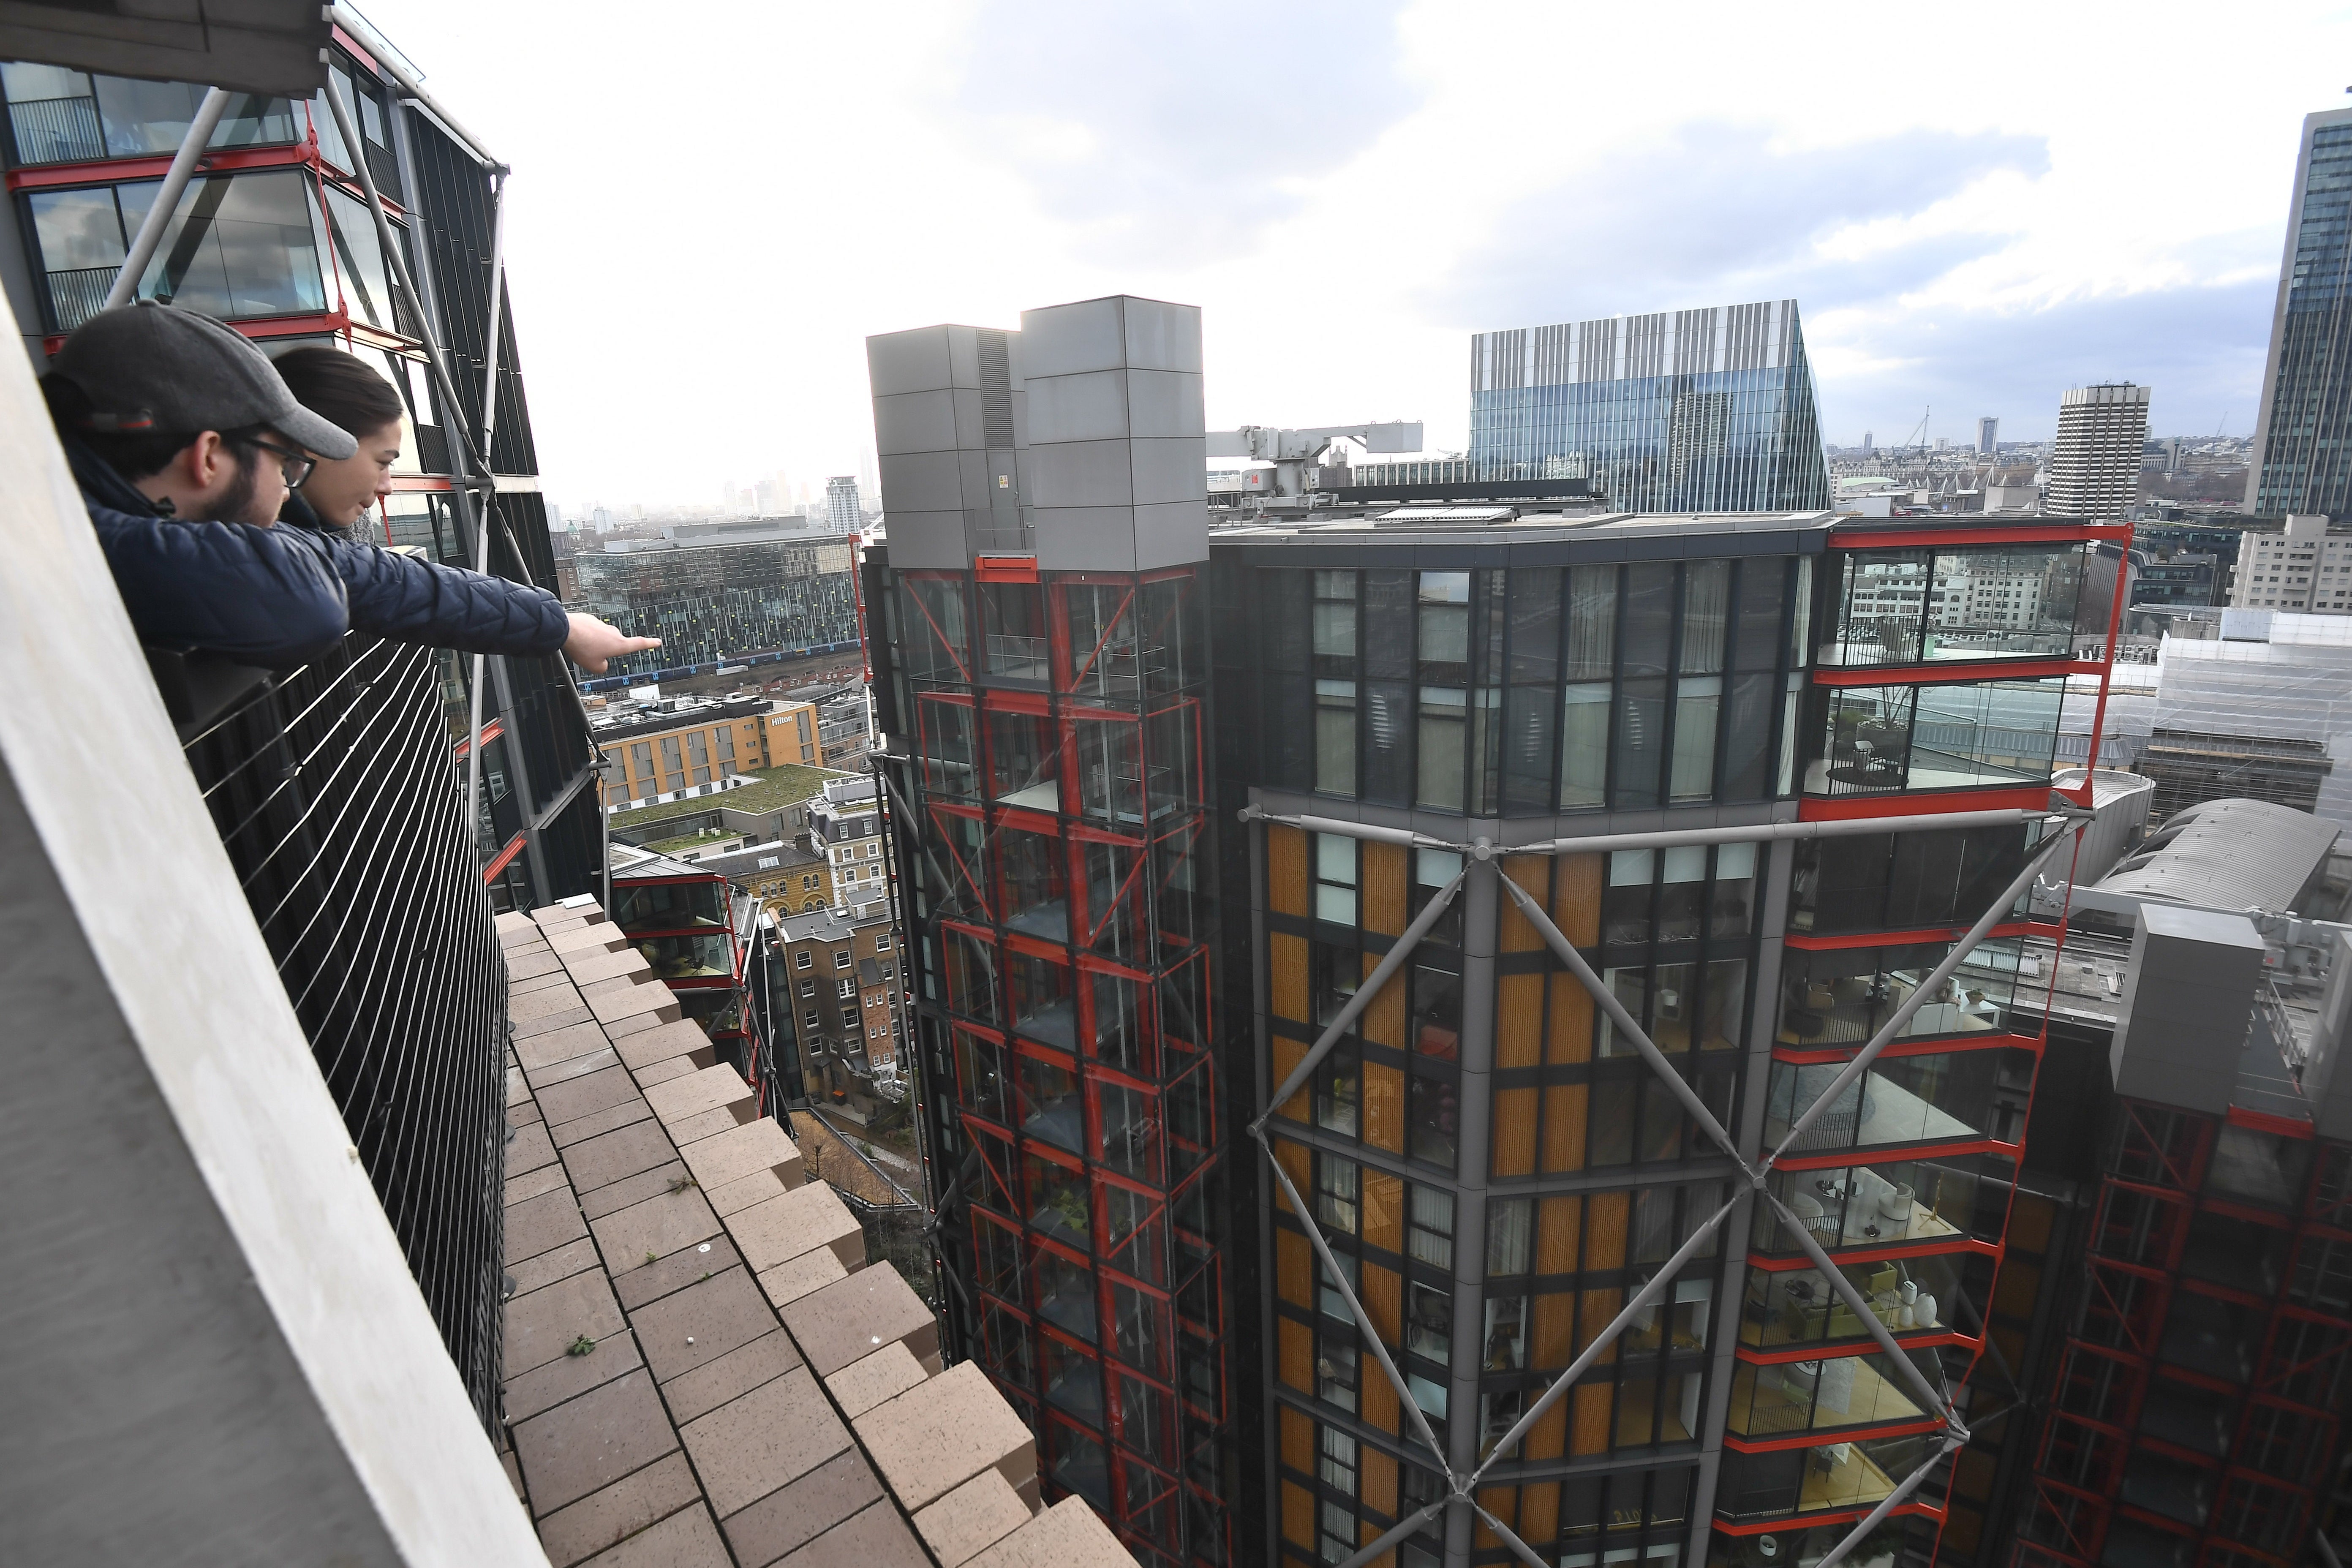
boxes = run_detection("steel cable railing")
[181,633,506,1427]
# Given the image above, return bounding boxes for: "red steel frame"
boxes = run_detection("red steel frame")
[1715,522,2123,1549]
[894,564,1230,1568]
[2018,1105,2352,1568]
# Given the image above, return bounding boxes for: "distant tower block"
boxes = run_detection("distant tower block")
[2047,384,2150,520]
[1978,415,2000,454]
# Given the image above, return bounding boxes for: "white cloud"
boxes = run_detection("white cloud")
[362,0,2350,504]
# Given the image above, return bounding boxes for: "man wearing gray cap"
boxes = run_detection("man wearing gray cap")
[43,301,658,672]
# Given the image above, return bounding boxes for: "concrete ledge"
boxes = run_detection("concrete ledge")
[852,1361,1037,1511]
[915,1469,1037,1568]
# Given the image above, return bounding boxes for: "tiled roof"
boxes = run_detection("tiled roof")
[495,901,1134,1567]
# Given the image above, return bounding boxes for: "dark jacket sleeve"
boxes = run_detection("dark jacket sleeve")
[87,500,352,667]
[321,536,572,657]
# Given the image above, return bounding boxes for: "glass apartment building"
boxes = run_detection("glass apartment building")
[0,31,602,913]
[2249,108,2352,517]
[1467,302,1832,515]
[866,294,2130,1568]
[569,532,861,683]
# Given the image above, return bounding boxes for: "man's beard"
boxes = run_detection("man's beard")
[216,446,263,525]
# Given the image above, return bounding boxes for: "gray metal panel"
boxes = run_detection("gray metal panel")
[1027,369,1132,444]
[877,450,966,514]
[1134,499,1210,571]
[872,510,970,569]
[1126,369,1206,438]
[950,387,989,452]
[872,389,958,457]
[946,324,982,391]
[1020,297,1128,378]
[1130,436,1208,506]
[867,326,955,399]
[1029,437,1137,509]
[1032,506,1141,571]
[1122,297,1203,372]
[2111,906,2266,1114]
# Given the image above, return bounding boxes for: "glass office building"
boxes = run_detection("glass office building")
[569,535,862,681]
[2249,109,2352,517]
[1467,302,1832,515]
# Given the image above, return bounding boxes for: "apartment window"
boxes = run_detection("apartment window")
[836,951,852,969]
[803,1011,819,1030]
[798,979,815,999]
[1318,1425,1358,1494]
[1313,569,1358,797]
[1313,833,1358,925]
[27,170,328,334]
[1408,1187,1455,1271]
[795,950,813,970]
[1315,1153,1360,1235]
[1318,1500,1356,1565]
[875,932,893,950]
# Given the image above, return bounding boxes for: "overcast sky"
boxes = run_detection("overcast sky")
[367,0,2352,508]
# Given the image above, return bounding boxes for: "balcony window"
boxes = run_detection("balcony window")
[2,65,297,166]
[1032,1244,1097,1341]
[1007,951,1074,1053]
[1763,1047,2031,1156]
[1777,937,2036,1047]
[980,580,1048,683]
[1739,1252,1984,1349]
[994,824,1069,942]
[29,169,331,333]
[1724,1347,1937,1437]
[1806,677,2067,797]
[1751,1152,2016,1255]
[1716,1432,1943,1520]
[899,575,971,686]
[1790,819,2043,936]
[634,932,732,979]
[612,878,726,930]
[1025,1154,1092,1251]
[1823,542,2089,667]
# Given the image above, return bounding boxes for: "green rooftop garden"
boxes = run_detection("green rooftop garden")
[612,763,841,831]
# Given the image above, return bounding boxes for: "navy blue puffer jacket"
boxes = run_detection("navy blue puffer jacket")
[67,434,572,668]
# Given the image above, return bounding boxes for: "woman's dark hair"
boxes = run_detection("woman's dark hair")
[271,346,407,441]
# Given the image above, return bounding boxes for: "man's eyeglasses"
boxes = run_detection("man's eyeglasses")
[240,436,317,488]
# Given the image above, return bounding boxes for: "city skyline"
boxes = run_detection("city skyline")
[358,0,2348,506]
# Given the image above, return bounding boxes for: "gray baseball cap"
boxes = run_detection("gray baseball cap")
[52,301,358,460]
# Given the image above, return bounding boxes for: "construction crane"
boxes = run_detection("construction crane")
[1206,421,1425,498]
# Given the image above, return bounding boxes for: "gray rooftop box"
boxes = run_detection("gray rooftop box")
[2110,905,2266,1115]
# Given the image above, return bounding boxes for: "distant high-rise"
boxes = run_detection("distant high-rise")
[825,474,861,531]
[1862,430,1875,455]
[1466,299,1831,512]
[2044,384,2149,519]
[2250,107,2352,516]
[1977,415,1999,454]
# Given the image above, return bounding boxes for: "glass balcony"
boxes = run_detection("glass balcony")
[1821,543,2091,668]
[1716,1432,1946,1521]
[1738,1252,1985,1350]
[1761,1048,2032,1156]
[1788,819,2045,936]
[1775,938,2038,1047]
[612,877,727,932]
[1725,1347,1938,1437]
[1750,1152,2016,1256]
[633,931,733,980]
[1804,678,2067,797]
